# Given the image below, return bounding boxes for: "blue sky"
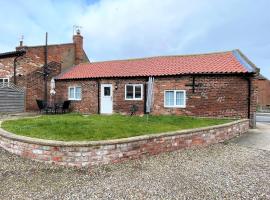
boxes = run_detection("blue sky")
[0,0,269,78]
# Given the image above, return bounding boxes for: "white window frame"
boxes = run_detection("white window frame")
[125,84,143,100]
[164,90,186,108]
[0,78,9,86]
[68,86,82,101]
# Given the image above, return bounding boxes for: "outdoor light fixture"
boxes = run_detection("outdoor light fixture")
[115,81,119,90]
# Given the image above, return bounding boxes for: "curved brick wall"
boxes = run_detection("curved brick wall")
[0,119,249,167]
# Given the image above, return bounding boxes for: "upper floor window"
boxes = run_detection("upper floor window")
[164,90,186,108]
[125,84,143,100]
[68,86,81,100]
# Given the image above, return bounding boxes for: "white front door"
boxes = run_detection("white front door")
[100,84,113,114]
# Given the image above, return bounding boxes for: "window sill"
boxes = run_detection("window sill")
[125,98,143,101]
[164,106,186,108]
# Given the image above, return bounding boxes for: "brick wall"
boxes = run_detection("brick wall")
[256,79,270,108]
[56,74,256,119]
[152,75,250,118]
[0,33,88,112]
[21,63,61,111]
[0,119,249,167]
[0,47,70,111]
[55,80,99,113]
[55,78,147,114]
[16,43,75,70]
[1,43,76,79]
[250,77,258,126]
[102,78,146,115]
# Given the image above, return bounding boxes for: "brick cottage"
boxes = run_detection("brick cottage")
[0,31,89,111]
[0,31,259,126]
[55,49,259,126]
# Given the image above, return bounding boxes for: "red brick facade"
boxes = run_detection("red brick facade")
[256,78,270,108]
[55,74,257,121]
[55,78,146,114]
[18,63,61,111]
[56,79,99,113]
[0,34,258,126]
[0,32,88,111]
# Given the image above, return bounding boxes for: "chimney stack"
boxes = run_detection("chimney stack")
[73,29,84,65]
[19,35,24,47]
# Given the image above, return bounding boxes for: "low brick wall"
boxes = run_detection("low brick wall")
[0,119,249,167]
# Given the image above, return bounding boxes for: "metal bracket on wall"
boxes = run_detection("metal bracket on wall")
[185,76,202,93]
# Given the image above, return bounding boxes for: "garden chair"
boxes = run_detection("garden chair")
[36,99,50,113]
[59,100,71,113]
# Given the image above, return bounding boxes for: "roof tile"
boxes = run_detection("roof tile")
[57,50,254,80]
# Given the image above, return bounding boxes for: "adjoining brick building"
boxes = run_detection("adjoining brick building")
[55,49,259,126]
[256,74,270,110]
[0,31,89,111]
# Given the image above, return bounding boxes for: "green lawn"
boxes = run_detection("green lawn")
[1,114,232,141]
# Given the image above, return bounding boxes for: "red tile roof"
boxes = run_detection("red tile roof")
[57,50,256,80]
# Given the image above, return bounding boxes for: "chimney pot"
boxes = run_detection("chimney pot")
[19,35,24,47]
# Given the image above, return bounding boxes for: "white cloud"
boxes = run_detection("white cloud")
[79,0,213,60]
[0,0,269,78]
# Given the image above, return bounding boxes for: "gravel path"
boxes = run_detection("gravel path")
[0,143,269,199]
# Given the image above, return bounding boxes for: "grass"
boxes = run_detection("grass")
[1,114,232,141]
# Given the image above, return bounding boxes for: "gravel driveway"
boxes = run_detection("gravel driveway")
[0,143,269,199]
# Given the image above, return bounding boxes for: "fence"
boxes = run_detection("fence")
[0,82,25,113]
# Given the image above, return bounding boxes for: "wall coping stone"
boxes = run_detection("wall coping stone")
[0,119,248,147]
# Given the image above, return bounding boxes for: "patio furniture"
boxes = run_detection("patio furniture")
[46,103,56,114]
[53,103,62,114]
[58,100,71,113]
[130,105,138,115]
[36,99,50,113]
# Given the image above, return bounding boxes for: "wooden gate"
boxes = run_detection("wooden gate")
[0,83,25,113]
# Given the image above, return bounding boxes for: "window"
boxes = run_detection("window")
[164,90,186,108]
[68,86,81,100]
[104,86,111,96]
[0,78,9,86]
[125,84,143,100]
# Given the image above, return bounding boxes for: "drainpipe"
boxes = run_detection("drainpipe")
[13,56,20,85]
[44,32,48,102]
[97,79,100,114]
[247,77,251,119]
[144,78,148,114]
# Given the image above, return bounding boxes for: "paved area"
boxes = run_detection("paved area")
[232,112,270,151]
[0,143,269,199]
[232,122,270,151]
[256,112,270,123]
